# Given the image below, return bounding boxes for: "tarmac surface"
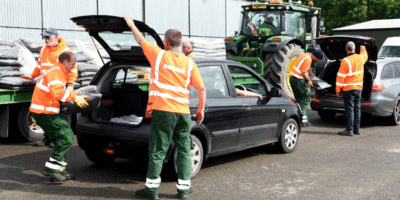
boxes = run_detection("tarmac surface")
[1,109,400,200]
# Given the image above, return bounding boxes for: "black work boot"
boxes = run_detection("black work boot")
[178,189,193,199]
[43,171,76,180]
[49,172,67,184]
[135,189,159,200]
[354,130,360,135]
[338,130,353,136]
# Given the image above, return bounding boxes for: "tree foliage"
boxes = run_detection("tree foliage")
[311,0,400,35]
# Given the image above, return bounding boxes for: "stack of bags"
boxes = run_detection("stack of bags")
[65,39,100,87]
[82,40,120,64]
[188,38,226,60]
[0,40,35,89]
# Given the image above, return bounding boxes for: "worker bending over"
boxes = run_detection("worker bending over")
[289,50,323,127]
[30,51,88,183]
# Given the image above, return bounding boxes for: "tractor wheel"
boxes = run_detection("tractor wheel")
[263,43,304,99]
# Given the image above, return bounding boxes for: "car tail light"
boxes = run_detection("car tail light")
[272,38,281,42]
[103,148,115,155]
[311,98,321,104]
[362,103,374,106]
[372,84,385,92]
[226,37,233,41]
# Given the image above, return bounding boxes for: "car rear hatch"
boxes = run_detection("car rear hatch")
[70,15,164,63]
[71,15,161,128]
[314,35,378,101]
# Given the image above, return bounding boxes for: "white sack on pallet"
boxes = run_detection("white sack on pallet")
[14,42,37,75]
[19,38,44,52]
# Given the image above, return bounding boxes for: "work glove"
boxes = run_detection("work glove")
[20,75,33,79]
[74,95,89,108]
[66,85,74,92]
[307,80,313,88]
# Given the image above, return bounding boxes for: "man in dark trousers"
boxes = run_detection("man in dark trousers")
[336,42,368,136]
[124,16,206,199]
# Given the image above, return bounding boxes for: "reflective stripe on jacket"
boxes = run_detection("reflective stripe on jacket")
[32,37,78,85]
[290,53,312,79]
[147,50,194,114]
[30,62,76,114]
[336,46,368,92]
[187,51,196,57]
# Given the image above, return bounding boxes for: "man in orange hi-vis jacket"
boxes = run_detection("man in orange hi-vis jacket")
[182,41,196,57]
[21,27,78,91]
[124,16,206,200]
[289,50,323,127]
[21,27,79,147]
[30,51,88,183]
[336,42,368,136]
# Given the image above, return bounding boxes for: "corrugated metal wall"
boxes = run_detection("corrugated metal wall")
[0,0,248,41]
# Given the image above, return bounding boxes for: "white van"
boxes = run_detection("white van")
[378,36,400,59]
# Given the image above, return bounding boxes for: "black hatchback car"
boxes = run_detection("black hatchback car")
[71,15,302,177]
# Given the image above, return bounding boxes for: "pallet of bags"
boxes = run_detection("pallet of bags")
[187,38,226,59]
[76,62,100,87]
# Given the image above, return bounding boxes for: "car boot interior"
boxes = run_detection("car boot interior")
[91,66,149,125]
[318,61,375,100]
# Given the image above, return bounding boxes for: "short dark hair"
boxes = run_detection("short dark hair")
[165,29,182,47]
[58,51,76,64]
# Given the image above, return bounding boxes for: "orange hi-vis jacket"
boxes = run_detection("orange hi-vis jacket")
[142,40,204,115]
[290,53,312,79]
[336,46,368,93]
[187,51,196,57]
[31,37,78,85]
[30,62,77,115]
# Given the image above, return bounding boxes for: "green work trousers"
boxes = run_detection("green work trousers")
[290,76,311,124]
[31,113,74,173]
[145,110,192,195]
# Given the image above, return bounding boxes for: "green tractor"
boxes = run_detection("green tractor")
[225,0,325,99]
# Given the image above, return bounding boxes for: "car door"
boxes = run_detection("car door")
[227,64,281,147]
[189,64,243,153]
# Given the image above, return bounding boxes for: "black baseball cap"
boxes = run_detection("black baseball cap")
[41,27,58,37]
[311,50,323,60]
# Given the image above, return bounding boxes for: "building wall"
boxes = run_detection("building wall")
[0,0,248,41]
[332,29,400,51]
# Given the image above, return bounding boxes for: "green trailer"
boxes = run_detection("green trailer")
[0,88,46,141]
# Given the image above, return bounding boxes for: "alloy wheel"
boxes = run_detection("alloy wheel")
[191,142,201,173]
[395,100,400,123]
[284,123,298,149]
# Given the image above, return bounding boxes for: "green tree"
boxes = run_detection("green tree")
[311,0,399,35]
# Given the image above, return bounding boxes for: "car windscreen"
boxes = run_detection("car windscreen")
[378,46,400,58]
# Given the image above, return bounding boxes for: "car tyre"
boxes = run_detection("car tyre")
[84,147,116,165]
[172,135,204,178]
[389,97,400,126]
[318,110,336,120]
[276,118,299,153]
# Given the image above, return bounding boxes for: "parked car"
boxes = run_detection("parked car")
[378,36,400,59]
[71,15,302,178]
[311,35,400,125]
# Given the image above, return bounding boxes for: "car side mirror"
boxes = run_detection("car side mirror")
[269,87,282,97]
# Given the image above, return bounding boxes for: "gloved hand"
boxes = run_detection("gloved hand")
[307,80,314,88]
[20,75,33,79]
[66,85,74,92]
[74,95,89,108]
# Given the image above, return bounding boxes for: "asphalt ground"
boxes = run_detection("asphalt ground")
[1,109,400,200]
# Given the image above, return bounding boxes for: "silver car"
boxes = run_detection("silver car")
[310,35,400,125]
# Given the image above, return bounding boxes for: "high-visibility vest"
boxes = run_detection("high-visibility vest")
[31,37,78,85]
[290,53,312,79]
[30,62,76,114]
[336,46,368,92]
[147,50,194,115]
[187,51,196,57]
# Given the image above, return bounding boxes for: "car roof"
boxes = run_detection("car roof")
[382,37,400,46]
